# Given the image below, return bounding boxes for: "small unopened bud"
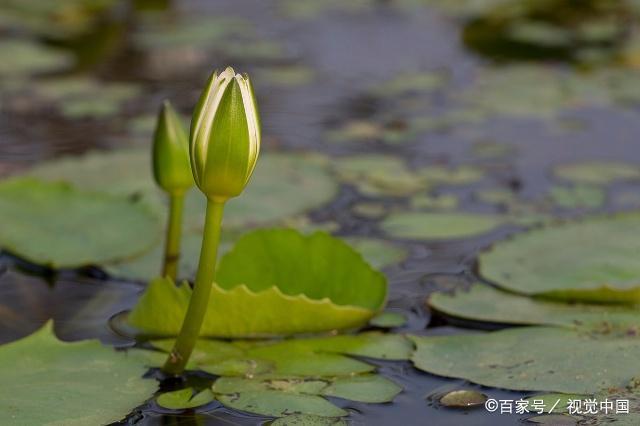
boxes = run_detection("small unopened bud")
[152,100,193,195]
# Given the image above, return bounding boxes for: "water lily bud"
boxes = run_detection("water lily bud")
[190,67,261,201]
[152,101,193,195]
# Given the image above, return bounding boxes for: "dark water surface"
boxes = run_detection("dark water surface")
[2,0,640,425]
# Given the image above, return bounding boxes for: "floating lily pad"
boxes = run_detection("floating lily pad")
[280,0,371,19]
[345,238,408,269]
[410,326,640,394]
[372,71,449,97]
[272,414,347,425]
[24,150,338,279]
[150,332,412,377]
[553,162,640,185]
[0,40,74,78]
[410,194,459,210]
[156,388,215,410]
[419,166,484,185]
[217,391,347,418]
[429,284,640,329]
[381,212,504,240]
[333,155,427,196]
[549,185,605,209]
[256,65,315,87]
[321,375,402,403]
[0,322,155,424]
[369,311,407,328]
[0,179,159,268]
[479,212,640,302]
[129,229,387,337]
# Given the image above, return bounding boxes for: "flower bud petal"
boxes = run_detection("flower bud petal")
[189,67,261,200]
[152,100,193,195]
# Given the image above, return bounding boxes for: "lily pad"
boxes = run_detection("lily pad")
[381,212,504,240]
[156,388,215,410]
[0,40,74,78]
[129,229,387,337]
[272,415,347,425]
[429,284,640,329]
[553,162,640,185]
[343,238,408,269]
[548,185,605,209]
[321,375,402,403]
[24,150,338,279]
[0,179,159,268]
[369,311,407,328]
[217,391,347,418]
[150,332,412,377]
[479,212,640,302]
[0,322,155,424]
[410,326,640,394]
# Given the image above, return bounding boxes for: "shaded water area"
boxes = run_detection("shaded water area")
[2,0,640,425]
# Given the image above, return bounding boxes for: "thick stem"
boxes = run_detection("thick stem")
[162,198,225,375]
[162,193,185,281]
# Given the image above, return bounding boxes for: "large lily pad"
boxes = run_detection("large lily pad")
[0,322,155,424]
[24,150,338,278]
[25,149,337,230]
[0,40,74,78]
[0,179,159,268]
[129,229,387,337]
[410,326,640,394]
[381,212,504,240]
[479,212,640,302]
[429,284,640,329]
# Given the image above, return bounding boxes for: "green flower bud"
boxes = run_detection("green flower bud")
[190,67,261,201]
[152,100,193,195]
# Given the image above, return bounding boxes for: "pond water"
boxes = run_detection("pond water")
[2,0,640,425]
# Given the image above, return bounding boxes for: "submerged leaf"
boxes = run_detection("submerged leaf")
[0,179,159,268]
[0,322,155,424]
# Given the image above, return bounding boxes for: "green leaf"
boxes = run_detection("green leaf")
[217,390,347,418]
[129,229,386,337]
[553,162,640,185]
[156,388,215,410]
[272,414,347,425]
[548,185,605,209]
[479,212,640,302]
[150,332,411,377]
[0,322,156,424]
[0,179,159,268]
[429,284,640,329]
[216,229,386,311]
[24,150,338,280]
[439,390,487,408]
[369,311,407,328]
[212,377,328,394]
[381,212,504,240]
[321,375,402,403]
[0,40,73,77]
[410,326,640,394]
[345,238,408,270]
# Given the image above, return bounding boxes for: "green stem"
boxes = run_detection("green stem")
[162,193,185,281]
[162,198,225,375]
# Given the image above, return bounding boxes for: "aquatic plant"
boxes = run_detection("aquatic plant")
[163,67,260,375]
[151,100,193,280]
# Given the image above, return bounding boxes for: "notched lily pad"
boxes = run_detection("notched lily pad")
[0,321,155,425]
[129,229,387,337]
[479,212,640,302]
[0,179,159,268]
[553,162,640,185]
[217,390,347,418]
